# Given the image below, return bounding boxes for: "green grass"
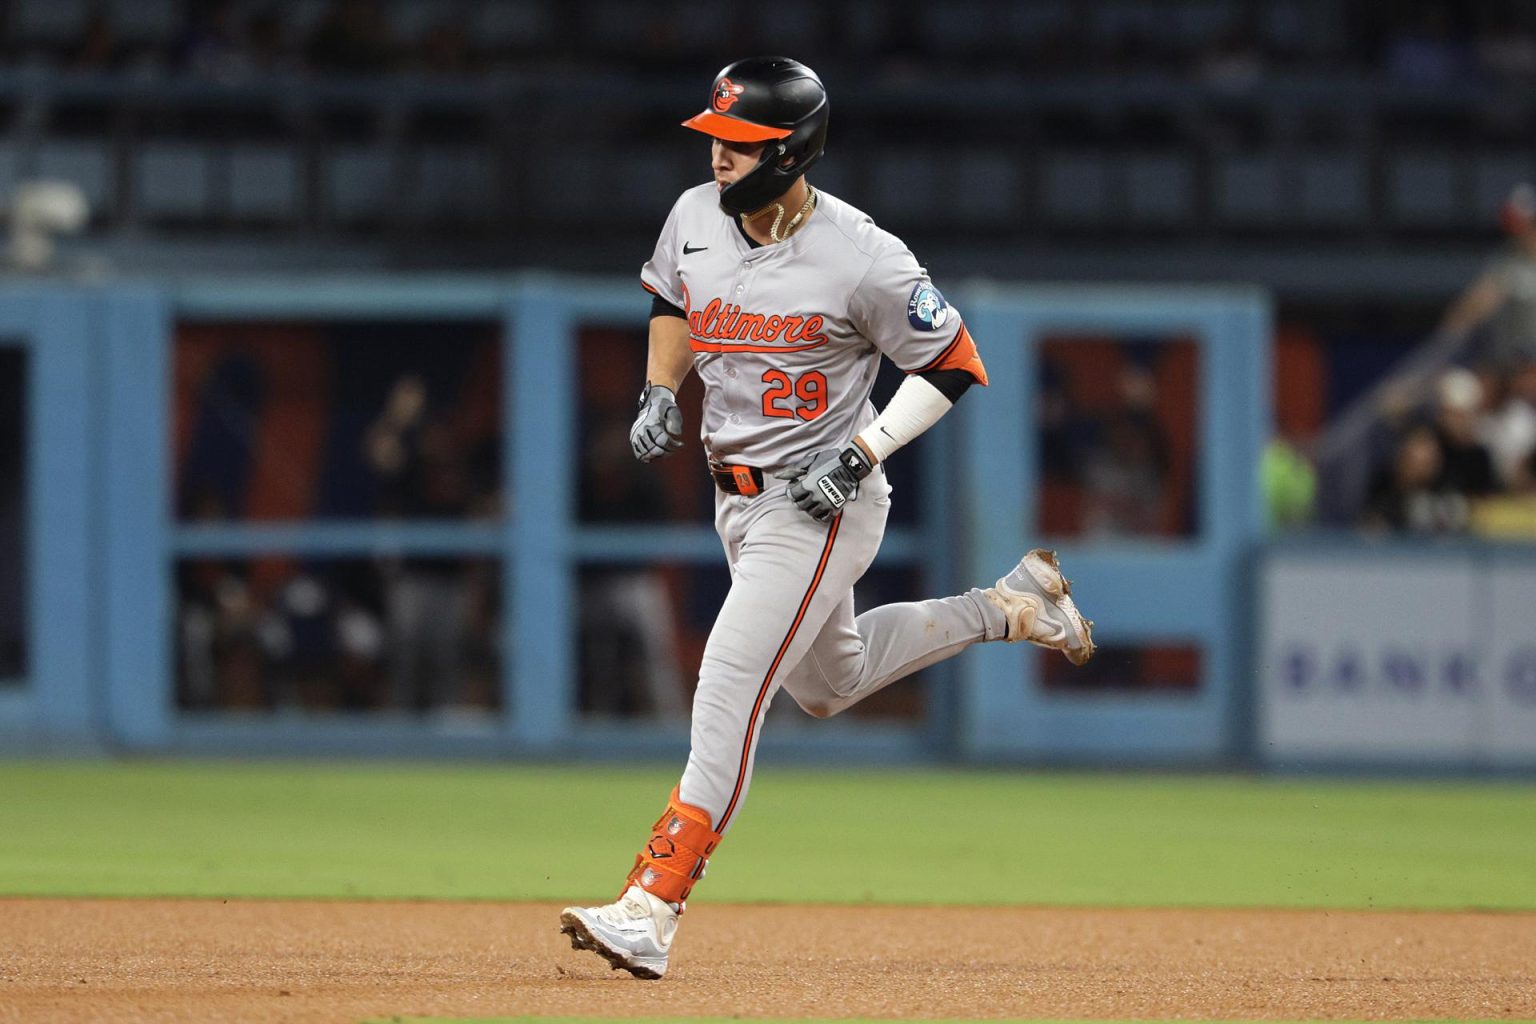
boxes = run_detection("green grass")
[1,761,1533,909]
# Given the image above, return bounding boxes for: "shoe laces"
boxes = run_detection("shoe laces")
[596,893,653,926]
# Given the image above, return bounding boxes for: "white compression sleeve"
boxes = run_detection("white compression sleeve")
[857,374,953,463]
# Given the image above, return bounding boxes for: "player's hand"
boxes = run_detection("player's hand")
[630,383,685,462]
[786,445,874,522]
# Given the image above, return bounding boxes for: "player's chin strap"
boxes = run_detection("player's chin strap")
[623,786,723,910]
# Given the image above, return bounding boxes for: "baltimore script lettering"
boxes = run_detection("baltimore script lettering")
[688,297,829,351]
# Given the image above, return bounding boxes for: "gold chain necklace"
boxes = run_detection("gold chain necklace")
[744,185,817,244]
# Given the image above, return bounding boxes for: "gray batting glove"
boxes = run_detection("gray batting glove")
[786,445,874,522]
[629,382,685,462]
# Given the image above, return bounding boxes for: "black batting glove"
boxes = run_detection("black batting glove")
[629,383,685,462]
[786,445,874,522]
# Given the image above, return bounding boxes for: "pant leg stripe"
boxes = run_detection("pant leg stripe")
[715,513,841,834]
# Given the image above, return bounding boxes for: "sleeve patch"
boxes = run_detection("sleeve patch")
[906,283,950,331]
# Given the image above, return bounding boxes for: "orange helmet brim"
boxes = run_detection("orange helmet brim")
[681,111,793,143]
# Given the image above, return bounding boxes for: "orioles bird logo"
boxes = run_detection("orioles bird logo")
[713,78,745,112]
[915,291,947,329]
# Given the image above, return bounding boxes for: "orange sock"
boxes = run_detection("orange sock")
[621,787,722,908]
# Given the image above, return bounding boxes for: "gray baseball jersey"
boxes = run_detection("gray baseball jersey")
[1485,248,1536,364]
[631,183,999,847]
[642,183,984,475]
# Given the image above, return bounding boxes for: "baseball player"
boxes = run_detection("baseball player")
[560,57,1094,980]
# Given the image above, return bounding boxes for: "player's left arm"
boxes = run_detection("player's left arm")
[786,369,971,521]
[850,366,974,467]
[787,253,986,520]
[848,246,987,468]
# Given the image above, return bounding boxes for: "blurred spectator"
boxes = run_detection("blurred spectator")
[364,375,478,713]
[1384,6,1469,86]
[172,1,295,80]
[418,17,473,77]
[365,374,475,519]
[178,561,274,709]
[1480,361,1536,488]
[1437,183,1536,369]
[8,1,1534,90]
[178,558,400,712]
[179,354,263,520]
[306,0,396,74]
[1079,366,1172,538]
[1432,368,1498,497]
[67,9,121,71]
[1199,23,1268,91]
[244,8,296,75]
[1262,436,1317,531]
[1474,6,1536,82]
[1361,421,1469,533]
[175,0,246,78]
[1520,448,1536,494]
[1320,179,1536,526]
[1037,359,1087,486]
[5,181,89,275]
[577,416,685,720]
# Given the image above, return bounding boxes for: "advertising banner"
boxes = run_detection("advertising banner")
[1259,553,1536,767]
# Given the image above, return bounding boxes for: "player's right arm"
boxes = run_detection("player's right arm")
[630,313,693,463]
[644,312,693,393]
[631,192,697,463]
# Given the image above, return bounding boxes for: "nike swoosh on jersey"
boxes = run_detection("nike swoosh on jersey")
[683,243,708,254]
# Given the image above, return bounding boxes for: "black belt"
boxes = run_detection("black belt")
[710,461,765,497]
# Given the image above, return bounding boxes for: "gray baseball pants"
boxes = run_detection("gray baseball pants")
[676,470,1008,834]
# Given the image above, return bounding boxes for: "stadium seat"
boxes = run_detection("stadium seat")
[408,147,497,221]
[473,1,551,47]
[916,1,998,52]
[667,1,738,50]
[1472,154,1535,222]
[530,150,682,221]
[325,148,396,225]
[13,0,89,42]
[34,141,113,214]
[105,0,178,43]
[951,153,1022,224]
[1042,152,1111,226]
[227,146,302,222]
[1388,153,1460,227]
[583,1,659,51]
[135,143,212,221]
[1296,152,1368,226]
[0,143,19,204]
[1216,155,1285,225]
[743,1,820,48]
[805,156,854,202]
[1125,154,1193,226]
[998,1,1074,42]
[387,0,458,44]
[870,153,942,225]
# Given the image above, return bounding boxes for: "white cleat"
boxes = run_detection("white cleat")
[983,548,1095,665]
[559,885,678,980]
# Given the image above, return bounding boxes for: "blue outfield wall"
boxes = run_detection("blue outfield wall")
[0,275,1274,764]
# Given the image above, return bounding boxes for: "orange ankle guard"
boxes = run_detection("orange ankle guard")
[622,787,722,905]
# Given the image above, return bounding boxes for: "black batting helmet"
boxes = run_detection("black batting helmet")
[682,56,828,216]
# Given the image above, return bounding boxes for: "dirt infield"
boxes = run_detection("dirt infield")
[3,899,1534,1023]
